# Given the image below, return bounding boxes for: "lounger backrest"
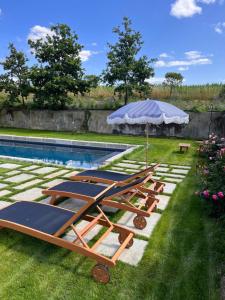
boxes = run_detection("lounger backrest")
[124,164,158,182]
[101,176,147,199]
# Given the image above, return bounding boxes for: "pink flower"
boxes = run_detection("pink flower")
[203,190,210,198]
[218,192,224,199]
[221,137,225,142]
[203,169,209,175]
[212,194,218,201]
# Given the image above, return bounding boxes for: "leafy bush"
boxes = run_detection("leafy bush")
[197,134,225,217]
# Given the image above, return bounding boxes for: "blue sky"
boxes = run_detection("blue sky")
[0,0,225,84]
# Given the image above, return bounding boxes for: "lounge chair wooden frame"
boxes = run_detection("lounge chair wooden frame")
[43,174,159,230]
[0,183,134,284]
[71,163,165,194]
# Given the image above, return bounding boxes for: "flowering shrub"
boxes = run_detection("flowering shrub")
[197,134,225,217]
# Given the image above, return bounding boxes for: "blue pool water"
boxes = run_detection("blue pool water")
[0,139,123,168]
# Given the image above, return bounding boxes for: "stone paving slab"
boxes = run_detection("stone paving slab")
[138,161,147,165]
[0,163,21,169]
[5,170,21,176]
[0,183,8,189]
[157,195,171,210]
[116,163,142,169]
[109,170,128,174]
[22,165,40,171]
[0,190,11,197]
[96,232,148,266]
[156,172,185,178]
[170,165,191,169]
[44,169,69,179]
[14,179,43,190]
[42,179,65,188]
[164,177,183,183]
[125,168,140,173]
[162,182,177,194]
[5,173,35,183]
[32,167,58,175]
[62,171,79,178]
[11,187,43,201]
[155,167,170,172]
[111,167,125,171]
[63,221,102,243]
[117,211,161,238]
[171,169,189,175]
[122,160,141,164]
[0,201,11,209]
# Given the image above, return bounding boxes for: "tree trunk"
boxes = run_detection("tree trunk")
[169,86,173,98]
[22,97,25,107]
[124,87,128,105]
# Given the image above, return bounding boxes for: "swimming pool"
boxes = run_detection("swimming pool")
[0,137,129,169]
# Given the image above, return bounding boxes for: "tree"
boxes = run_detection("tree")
[102,17,155,105]
[0,43,30,107]
[28,24,90,109]
[164,72,184,97]
[84,75,100,90]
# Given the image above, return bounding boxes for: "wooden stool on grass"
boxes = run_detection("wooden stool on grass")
[179,143,190,152]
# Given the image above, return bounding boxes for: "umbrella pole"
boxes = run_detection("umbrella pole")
[145,123,149,168]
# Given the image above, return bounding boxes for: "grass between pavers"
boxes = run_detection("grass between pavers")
[0,129,223,299]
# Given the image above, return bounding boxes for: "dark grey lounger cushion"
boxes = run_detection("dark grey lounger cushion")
[0,201,74,235]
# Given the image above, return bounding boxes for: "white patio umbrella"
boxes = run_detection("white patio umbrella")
[107,99,189,166]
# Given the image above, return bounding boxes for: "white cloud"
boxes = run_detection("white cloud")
[178,66,189,71]
[170,0,219,18]
[155,50,212,68]
[146,77,165,84]
[79,50,99,62]
[199,0,216,3]
[28,25,53,41]
[185,50,202,60]
[0,8,2,16]
[214,22,225,34]
[91,42,97,46]
[159,52,171,58]
[171,0,202,18]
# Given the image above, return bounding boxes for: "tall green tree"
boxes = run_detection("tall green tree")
[28,24,90,109]
[102,17,155,105]
[0,43,30,107]
[164,72,184,97]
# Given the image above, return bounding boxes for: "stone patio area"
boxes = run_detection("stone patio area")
[0,158,191,266]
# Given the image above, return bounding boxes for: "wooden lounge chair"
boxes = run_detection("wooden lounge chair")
[70,164,165,194]
[43,175,159,230]
[0,184,134,284]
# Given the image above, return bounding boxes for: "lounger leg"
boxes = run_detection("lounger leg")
[50,195,57,205]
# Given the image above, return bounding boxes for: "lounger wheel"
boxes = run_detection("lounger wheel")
[91,264,110,284]
[133,215,147,230]
[118,232,134,249]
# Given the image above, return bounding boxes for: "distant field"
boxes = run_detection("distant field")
[0,84,224,111]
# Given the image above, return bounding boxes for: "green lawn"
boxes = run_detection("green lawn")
[0,129,223,299]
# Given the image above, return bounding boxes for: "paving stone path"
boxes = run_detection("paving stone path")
[0,158,191,266]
